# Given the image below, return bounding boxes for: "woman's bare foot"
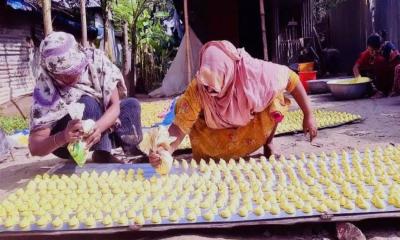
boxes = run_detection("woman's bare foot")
[336,222,366,240]
[264,142,276,157]
[389,91,400,97]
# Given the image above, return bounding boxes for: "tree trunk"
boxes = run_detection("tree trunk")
[259,0,269,61]
[183,0,191,84]
[122,21,130,81]
[129,26,137,96]
[104,3,115,62]
[80,0,88,47]
[42,0,53,36]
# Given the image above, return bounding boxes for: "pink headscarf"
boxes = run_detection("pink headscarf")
[196,41,290,129]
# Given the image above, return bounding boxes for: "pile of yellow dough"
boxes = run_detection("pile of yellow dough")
[276,109,361,134]
[1,145,399,231]
[141,100,172,128]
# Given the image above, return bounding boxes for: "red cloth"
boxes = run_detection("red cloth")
[356,50,398,94]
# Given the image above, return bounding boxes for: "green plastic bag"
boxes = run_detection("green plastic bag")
[67,140,88,167]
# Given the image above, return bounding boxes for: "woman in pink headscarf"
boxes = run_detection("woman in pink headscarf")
[150,40,317,164]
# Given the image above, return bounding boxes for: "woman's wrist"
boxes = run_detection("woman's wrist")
[302,108,313,118]
[54,131,66,147]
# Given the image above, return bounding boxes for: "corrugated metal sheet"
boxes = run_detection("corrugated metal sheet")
[0,25,35,104]
[374,0,400,48]
[329,0,372,73]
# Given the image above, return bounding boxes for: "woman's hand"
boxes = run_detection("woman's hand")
[303,114,317,142]
[148,147,171,168]
[63,119,83,143]
[84,124,102,150]
[148,150,161,168]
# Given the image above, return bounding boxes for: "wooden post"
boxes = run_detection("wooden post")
[42,0,53,36]
[259,0,269,61]
[123,21,130,81]
[80,0,88,47]
[183,0,192,84]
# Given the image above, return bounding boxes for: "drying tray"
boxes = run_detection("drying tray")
[2,146,400,237]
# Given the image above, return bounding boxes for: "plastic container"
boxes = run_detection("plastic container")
[299,71,317,92]
[298,62,314,72]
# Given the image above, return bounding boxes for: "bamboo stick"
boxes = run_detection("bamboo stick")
[183,0,192,84]
[80,0,88,47]
[259,0,269,61]
[42,0,53,36]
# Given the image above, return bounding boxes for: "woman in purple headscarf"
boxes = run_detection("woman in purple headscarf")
[29,32,142,163]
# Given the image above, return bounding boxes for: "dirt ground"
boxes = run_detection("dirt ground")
[0,94,400,240]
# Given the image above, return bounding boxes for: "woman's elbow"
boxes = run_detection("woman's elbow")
[28,143,47,157]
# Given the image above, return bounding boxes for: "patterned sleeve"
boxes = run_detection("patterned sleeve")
[286,70,300,93]
[173,80,202,134]
[96,49,127,98]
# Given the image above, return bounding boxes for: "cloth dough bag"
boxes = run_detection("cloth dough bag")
[140,126,176,175]
[66,103,95,167]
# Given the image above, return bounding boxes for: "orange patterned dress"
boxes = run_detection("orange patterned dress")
[174,71,300,160]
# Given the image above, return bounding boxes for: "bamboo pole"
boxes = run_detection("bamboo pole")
[183,0,192,84]
[42,0,53,36]
[259,0,269,61]
[80,0,88,47]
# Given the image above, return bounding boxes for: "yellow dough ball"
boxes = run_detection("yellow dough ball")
[371,195,386,209]
[253,206,265,216]
[135,213,145,225]
[182,160,189,170]
[200,210,213,221]
[52,216,64,228]
[284,203,296,215]
[270,204,280,215]
[102,215,113,226]
[190,159,198,169]
[127,209,136,220]
[4,216,17,229]
[238,206,248,218]
[117,214,129,225]
[94,211,104,221]
[186,211,197,222]
[316,203,328,213]
[219,208,231,219]
[343,199,356,210]
[18,217,31,230]
[355,195,370,210]
[160,207,169,218]
[302,202,313,214]
[327,200,341,212]
[143,207,152,220]
[36,215,49,227]
[169,211,180,223]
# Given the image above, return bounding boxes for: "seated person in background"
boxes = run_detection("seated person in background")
[353,33,400,98]
[29,32,142,163]
[382,41,400,96]
[149,40,317,166]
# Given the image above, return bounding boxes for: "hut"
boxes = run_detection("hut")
[0,0,106,104]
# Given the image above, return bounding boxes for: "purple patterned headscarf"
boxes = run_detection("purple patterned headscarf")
[40,32,88,87]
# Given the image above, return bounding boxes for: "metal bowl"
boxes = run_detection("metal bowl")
[327,77,372,100]
[308,80,330,94]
